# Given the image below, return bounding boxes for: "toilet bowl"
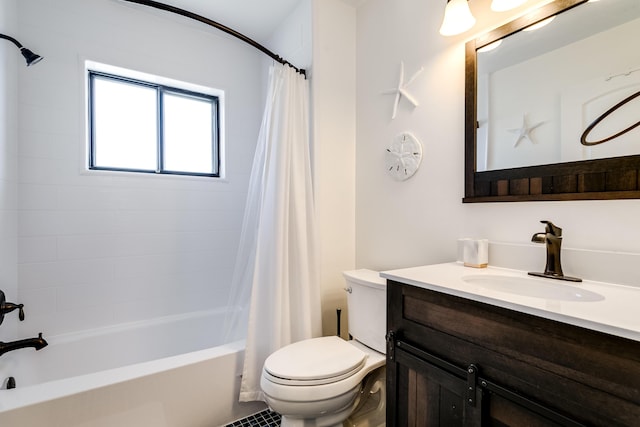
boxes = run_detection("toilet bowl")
[260,269,386,427]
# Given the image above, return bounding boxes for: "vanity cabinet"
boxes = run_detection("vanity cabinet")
[386,280,640,427]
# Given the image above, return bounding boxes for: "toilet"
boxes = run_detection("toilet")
[260,269,387,427]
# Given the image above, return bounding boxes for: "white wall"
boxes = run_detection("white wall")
[0,0,19,342]
[266,0,313,71]
[355,0,640,275]
[311,0,357,337]
[15,0,263,337]
[356,0,467,270]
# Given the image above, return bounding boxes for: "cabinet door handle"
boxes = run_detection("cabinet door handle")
[466,364,478,407]
[385,330,395,361]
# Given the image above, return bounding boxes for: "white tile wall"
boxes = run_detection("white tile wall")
[14,0,263,336]
[0,0,19,342]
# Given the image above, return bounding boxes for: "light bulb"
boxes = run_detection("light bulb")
[439,0,476,36]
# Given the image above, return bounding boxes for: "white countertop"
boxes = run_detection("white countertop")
[381,262,640,342]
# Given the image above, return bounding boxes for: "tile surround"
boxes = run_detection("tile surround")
[12,0,263,338]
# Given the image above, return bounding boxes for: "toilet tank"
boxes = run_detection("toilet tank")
[343,269,387,354]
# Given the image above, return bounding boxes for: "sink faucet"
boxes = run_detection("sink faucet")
[528,220,581,282]
[0,332,48,357]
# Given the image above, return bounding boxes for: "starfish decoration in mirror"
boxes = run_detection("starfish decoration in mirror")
[508,114,545,147]
[381,61,424,120]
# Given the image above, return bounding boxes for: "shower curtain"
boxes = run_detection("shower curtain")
[225,62,322,402]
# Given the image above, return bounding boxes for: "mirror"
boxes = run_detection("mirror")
[465,0,640,202]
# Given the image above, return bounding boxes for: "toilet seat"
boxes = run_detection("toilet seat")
[261,338,385,404]
[263,336,367,386]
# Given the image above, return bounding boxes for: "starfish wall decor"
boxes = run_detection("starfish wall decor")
[508,114,545,147]
[381,61,424,120]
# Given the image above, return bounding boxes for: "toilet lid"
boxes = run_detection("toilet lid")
[263,336,367,385]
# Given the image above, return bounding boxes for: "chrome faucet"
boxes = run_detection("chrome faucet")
[0,332,48,357]
[528,220,581,282]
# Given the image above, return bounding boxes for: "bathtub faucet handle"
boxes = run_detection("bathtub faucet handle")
[5,304,25,321]
[0,290,25,325]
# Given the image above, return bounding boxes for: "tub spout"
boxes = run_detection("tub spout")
[0,332,48,357]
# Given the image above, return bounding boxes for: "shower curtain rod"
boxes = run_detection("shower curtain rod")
[121,0,306,76]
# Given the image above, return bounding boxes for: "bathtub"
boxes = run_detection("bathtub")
[0,309,266,426]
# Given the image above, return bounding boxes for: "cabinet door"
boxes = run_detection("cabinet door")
[388,342,585,427]
[390,347,482,427]
[484,393,568,427]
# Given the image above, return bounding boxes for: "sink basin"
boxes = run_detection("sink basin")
[462,275,604,302]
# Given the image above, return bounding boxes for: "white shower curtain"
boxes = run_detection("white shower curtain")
[225,62,322,402]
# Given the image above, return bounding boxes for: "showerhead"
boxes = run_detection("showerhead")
[1,33,43,67]
[20,47,43,66]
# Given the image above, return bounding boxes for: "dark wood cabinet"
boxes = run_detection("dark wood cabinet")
[394,343,482,426]
[386,280,640,427]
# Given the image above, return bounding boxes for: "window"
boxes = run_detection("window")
[88,70,220,177]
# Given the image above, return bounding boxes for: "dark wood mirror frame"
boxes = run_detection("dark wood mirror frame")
[464,0,640,203]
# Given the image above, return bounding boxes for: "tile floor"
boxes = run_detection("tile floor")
[225,409,281,427]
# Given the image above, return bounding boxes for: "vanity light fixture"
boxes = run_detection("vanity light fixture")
[440,0,530,36]
[439,0,476,36]
[0,33,43,66]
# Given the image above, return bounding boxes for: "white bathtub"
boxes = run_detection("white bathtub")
[0,309,265,426]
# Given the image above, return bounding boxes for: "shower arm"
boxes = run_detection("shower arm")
[0,33,43,66]
[0,33,23,49]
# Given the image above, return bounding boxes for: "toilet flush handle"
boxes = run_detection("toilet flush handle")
[344,286,352,293]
